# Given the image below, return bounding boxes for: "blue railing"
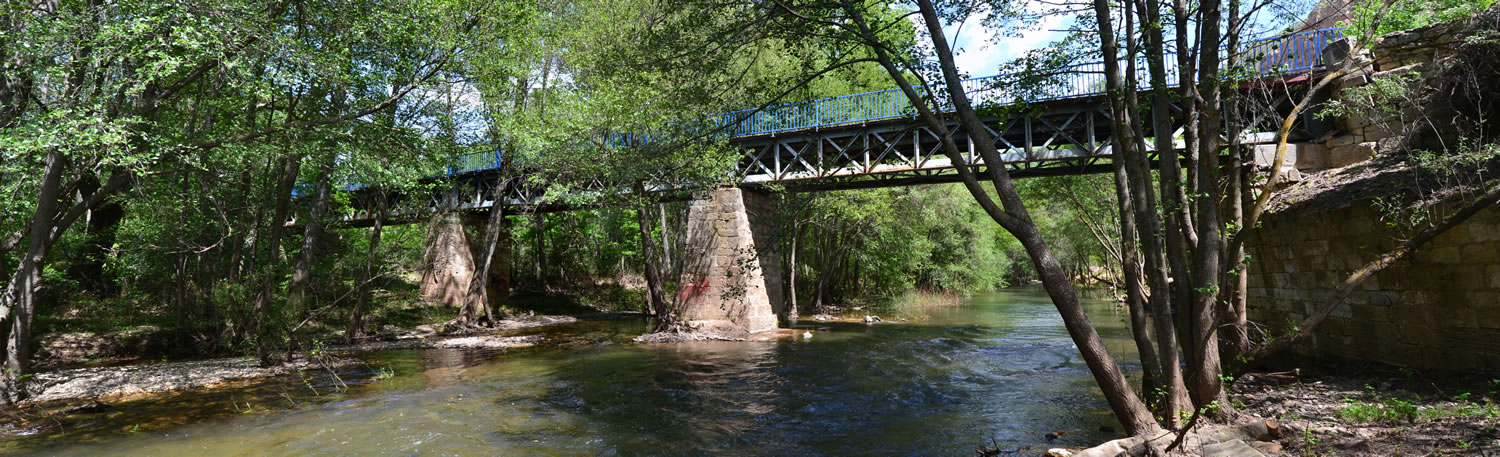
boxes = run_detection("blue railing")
[447,27,1344,175]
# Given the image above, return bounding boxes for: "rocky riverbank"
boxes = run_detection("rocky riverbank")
[21,314,586,406]
[1234,366,1500,456]
[1066,362,1500,456]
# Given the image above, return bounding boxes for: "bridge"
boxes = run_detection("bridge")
[410,26,1344,213]
[375,27,1349,335]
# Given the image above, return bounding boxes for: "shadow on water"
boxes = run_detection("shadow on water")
[3,285,1141,456]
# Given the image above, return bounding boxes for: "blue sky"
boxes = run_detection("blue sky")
[940,5,1302,77]
[945,12,1069,77]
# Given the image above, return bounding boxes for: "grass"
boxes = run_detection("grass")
[1336,395,1500,424]
[857,290,970,321]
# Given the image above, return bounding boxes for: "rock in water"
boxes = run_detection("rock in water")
[1045,430,1066,442]
[64,402,111,414]
[1046,448,1074,457]
[862,315,882,323]
[801,331,813,339]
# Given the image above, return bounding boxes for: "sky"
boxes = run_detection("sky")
[945,11,1069,77]
[941,5,1303,78]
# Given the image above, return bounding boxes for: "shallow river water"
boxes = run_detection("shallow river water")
[6,286,1140,456]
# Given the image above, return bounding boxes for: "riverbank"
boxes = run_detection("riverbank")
[20,314,606,406]
[1234,362,1500,456]
[1069,361,1500,456]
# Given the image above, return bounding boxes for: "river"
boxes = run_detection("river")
[4,286,1140,456]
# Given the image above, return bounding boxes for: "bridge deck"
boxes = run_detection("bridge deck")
[341,28,1343,222]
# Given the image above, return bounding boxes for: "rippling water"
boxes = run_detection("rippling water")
[4,286,1141,456]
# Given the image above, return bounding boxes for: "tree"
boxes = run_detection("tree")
[0,0,485,399]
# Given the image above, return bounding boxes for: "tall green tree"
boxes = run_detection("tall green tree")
[0,0,489,399]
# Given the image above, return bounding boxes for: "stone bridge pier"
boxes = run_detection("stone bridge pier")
[674,188,783,334]
[419,212,511,308]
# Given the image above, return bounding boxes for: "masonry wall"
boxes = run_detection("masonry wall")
[420,213,475,307]
[417,212,511,308]
[1246,202,1500,372]
[742,190,786,323]
[1317,12,1480,169]
[675,188,779,333]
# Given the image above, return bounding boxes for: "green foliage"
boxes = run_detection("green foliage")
[1351,0,1497,37]
[778,175,1119,307]
[1009,175,1122,285]
[785,184,1013,306]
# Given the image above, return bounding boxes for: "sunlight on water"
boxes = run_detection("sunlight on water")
[5,286,1141,456]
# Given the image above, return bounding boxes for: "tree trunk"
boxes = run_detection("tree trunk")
[288,159,334,315]
[1111,133,1163,399]
[251,156,301,366]
[350,190,387,340]
[1099,0,1165,402]
[456,180,512,328]
[1224,0,1252,361]
[1093,0,1198,429]
[67,173,126,295]
[0,150,65,404]
[533,212,546,287]
[785,223,801,322]
[845,0,1159,434]
[634,187,670,330]
[1240,183,1500,370]
[1134,0,1194,423]
[1165,0,1200,365]
[1189,0,1232,413]
[659,202,671,273]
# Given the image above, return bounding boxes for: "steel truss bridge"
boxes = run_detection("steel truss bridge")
[346,27,1345,223]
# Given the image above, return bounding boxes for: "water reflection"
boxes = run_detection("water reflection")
[6,286,1138,456]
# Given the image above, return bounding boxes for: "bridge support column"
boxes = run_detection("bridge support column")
[420,213,474,307]
[676,188,781,334]
[419,212,510,308]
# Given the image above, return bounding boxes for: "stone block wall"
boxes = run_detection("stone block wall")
[1317,13,1480,169]
[742,190,786,323]
[1369,19,1471,72]
[1246,202,1500,372]
[420,213,476,307]
[418,212,511,308]
[675,188,779,333]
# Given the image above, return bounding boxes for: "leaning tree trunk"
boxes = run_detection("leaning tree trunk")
[455,179,512,329]
[0,150,65,404]
[634,185,671,330]
[1240,184,1500,371]
[252,156,301,366]
[843,0,1159,434]
[350,190,387,340]
[288,159,334,316]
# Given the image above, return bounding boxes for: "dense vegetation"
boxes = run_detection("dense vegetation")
[0,0,1125,402]
[4,0,1497,449]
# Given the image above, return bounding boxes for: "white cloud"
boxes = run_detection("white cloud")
[947,11,1069,76]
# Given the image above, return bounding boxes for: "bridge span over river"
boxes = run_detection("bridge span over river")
[403,27,1347,214]
[371,27,1350,334]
